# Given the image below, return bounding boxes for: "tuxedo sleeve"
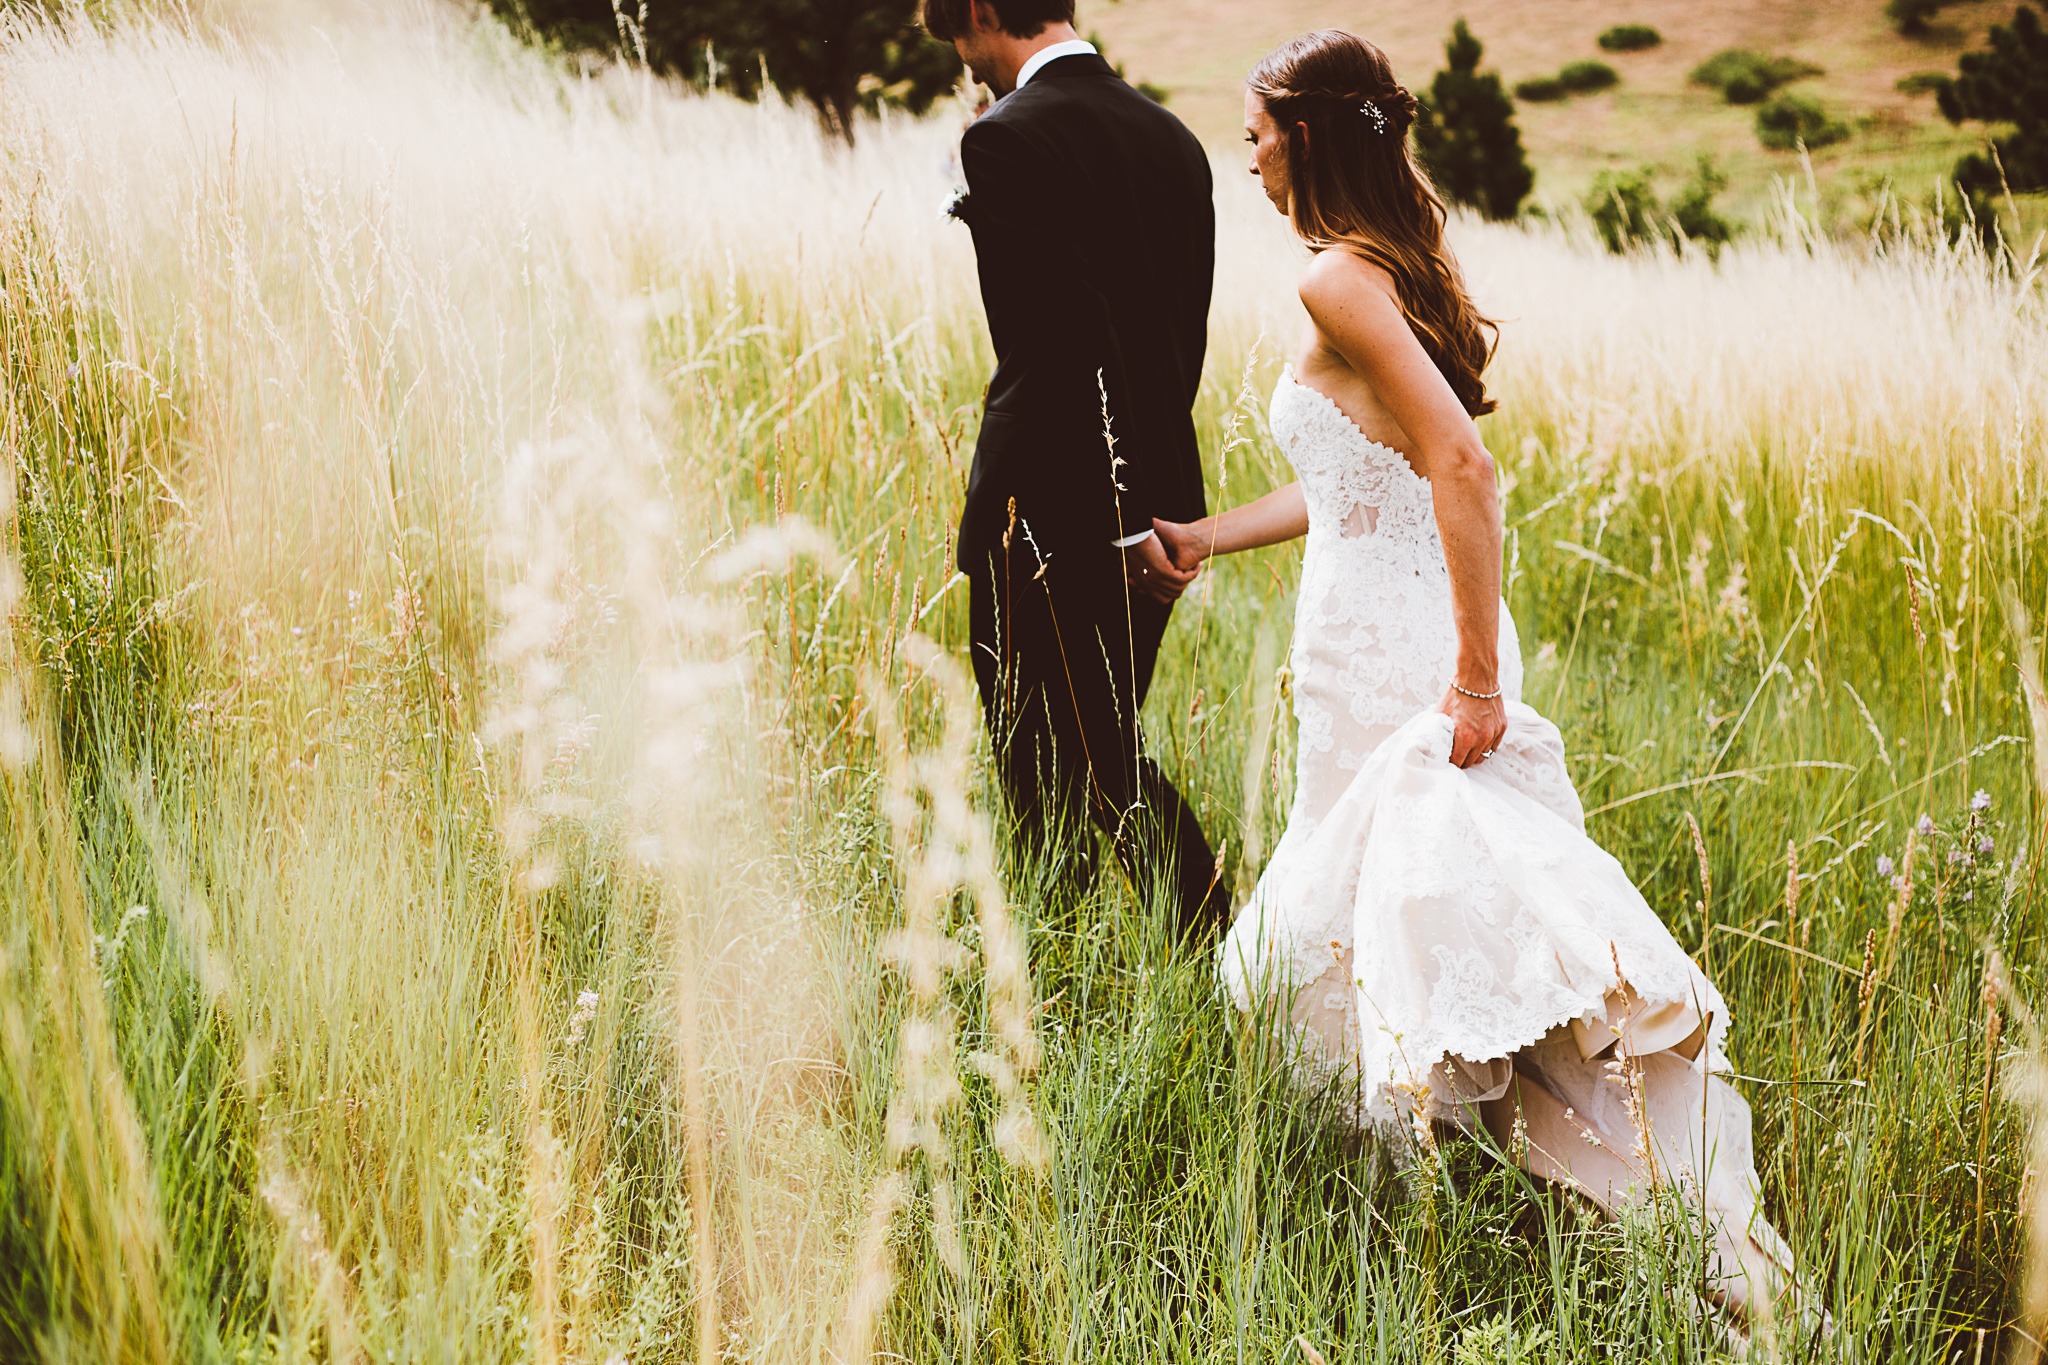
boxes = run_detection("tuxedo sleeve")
[959,117,1152,542]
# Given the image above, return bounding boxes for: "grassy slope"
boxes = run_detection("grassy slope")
[1088,0,2032,222]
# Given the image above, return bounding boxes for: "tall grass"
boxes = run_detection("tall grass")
[1,2,2045,1361]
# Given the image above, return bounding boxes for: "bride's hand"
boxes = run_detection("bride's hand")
[1124,530,1198,604]
[1151,517,1207,572]
[1440,687,1508,769]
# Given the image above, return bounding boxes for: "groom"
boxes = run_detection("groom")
[923,0,1228,941]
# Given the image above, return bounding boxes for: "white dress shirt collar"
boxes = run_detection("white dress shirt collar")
[1014,38,1097,90]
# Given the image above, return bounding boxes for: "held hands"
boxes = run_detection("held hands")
[1123,529,1199,604]
[1151,517,1209,576]
[1439,686,1508,769]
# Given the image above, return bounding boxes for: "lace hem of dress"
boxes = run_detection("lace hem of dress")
[1220,703,1731,1123]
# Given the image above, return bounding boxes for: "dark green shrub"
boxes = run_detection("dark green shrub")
[1726,70,1770,103]
[1516,59,1620,102]
[1413,20,1536,220]
[1559,59,1621,91]
[1670,155,1735,256]
[1896,70,1954,94]
[1585,168,1661,252]
[1938,2,2048,201]
[1690,49,1824,103]
[1756,91,1851,149]
[1584,158,1737,255]
[1514,76,1569,101]
[1888,0,1948,35]
[1598,24,1662,51]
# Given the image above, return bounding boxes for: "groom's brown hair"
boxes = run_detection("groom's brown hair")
[919,0,1076,41]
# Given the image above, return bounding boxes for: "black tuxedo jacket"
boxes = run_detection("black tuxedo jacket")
[952,54,1214,568]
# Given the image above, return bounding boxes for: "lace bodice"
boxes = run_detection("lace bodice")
[1268,372,1524,835]
[1270,370,1445,573]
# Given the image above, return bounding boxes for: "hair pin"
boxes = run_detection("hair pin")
[1358,98,1390,135]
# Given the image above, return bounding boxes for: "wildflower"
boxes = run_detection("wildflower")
[564,989,600,1046]
[1980,837,1995,855]
[1916,813,1936,836]
[1876,855,1894,877]
[1972,790,1993,811]
[1715,561,1752,621]
[1962,889,1975,903]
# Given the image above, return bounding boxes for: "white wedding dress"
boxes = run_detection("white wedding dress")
[1219,372,1795,1313]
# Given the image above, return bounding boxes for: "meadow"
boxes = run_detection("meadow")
[1,3,2046,1362]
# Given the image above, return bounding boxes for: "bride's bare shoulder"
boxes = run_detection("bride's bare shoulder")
[1296,249,1400,323]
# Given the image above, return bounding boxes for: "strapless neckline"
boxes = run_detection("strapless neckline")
[1277,370,1429,490]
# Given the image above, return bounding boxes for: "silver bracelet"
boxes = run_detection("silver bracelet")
[1451,679,1502,701]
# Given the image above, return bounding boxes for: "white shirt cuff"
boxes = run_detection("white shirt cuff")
[1112,529,1157,549]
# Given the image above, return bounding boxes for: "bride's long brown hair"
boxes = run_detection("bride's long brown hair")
[1249,30,1499,417]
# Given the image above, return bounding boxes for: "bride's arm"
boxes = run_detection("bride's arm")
[1152,482,1307,566]
[1297,250,1507,769]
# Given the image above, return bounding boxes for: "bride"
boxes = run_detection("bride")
[1151,29,1800,1318]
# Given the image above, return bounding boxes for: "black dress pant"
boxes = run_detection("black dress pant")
[966,536,1230,943]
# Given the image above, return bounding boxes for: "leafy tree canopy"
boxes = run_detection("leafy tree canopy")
[490,0,963,143]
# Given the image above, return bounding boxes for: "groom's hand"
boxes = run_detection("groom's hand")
[1124,532,1197,604]
[1440,688,1508,769]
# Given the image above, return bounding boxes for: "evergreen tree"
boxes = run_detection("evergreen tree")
[489,0,962,145]
[1412,20,1535,220]
[1937,3,2048,196]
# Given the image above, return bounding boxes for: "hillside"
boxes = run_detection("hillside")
[1088,0,2033,223]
